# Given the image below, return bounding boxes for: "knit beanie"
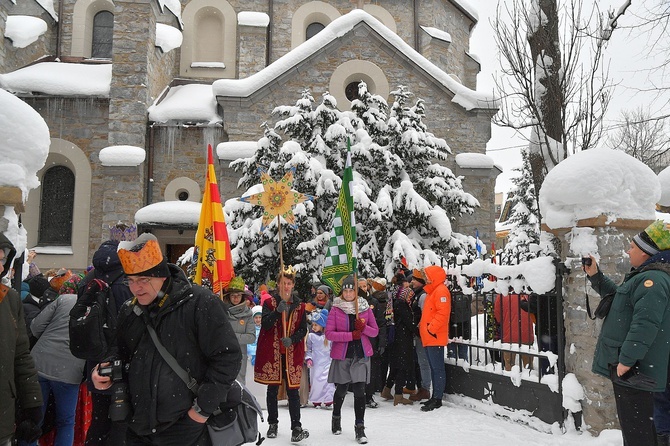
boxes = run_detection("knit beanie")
[633,220,670,256]
[28,275,50,298]
[311,309,329,328]
[117,233,170,277]
[341,274,355,290]
[252,305,263,317]
[317,284,332,296]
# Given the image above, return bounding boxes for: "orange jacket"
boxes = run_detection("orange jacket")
[419,265,451,347]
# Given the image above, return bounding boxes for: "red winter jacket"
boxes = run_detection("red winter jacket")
[419,266,451,347]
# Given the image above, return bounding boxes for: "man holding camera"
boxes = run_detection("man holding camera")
[92,233,241,446]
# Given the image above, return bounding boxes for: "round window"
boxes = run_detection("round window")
[345,81,361,101]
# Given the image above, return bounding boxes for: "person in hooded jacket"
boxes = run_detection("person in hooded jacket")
[0,233,43,446]
[23,275,58,349]
[418,265,451,412]
[91,233,241,446]
[585,220,670,446]
[223,276,256,384]
[80,234,133,446]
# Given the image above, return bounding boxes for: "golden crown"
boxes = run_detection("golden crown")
[279,264,296,278]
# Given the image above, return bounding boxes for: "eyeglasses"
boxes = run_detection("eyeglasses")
[122,277,153,287]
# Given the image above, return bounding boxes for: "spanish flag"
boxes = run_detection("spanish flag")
[192,144,234,295]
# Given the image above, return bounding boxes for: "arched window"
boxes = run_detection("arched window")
[91,10,113,58]
[39,166,75,246]
[306,22,325,40]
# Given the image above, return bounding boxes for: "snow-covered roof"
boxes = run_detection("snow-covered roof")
[0,62,112,96]
[148,84,220,124]
[450,0,478,22]
[217,141,258,161]
[212,10,497,112]
[99,145,146,167]
[539,148,660,229]
[135,200,201,226]
[4,16,48,49]
[156,24,183,53]
[0,88,50,200]
[238,11,270,27]
[156,0,183,29]
[421,26,452,43]
[35,0,57,21]
[455,153,496,169]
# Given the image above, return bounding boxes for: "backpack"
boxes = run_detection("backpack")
[450,292,472,324]
[68,270,123,361]
[207,380,265,446]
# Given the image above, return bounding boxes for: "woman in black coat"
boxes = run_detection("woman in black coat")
[382,286,416,405]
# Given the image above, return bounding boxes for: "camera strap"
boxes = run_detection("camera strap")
[145,323,200,394]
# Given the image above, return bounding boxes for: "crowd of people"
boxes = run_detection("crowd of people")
[5,220,670,445]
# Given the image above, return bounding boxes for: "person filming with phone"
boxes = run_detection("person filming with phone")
[584,220,670,446]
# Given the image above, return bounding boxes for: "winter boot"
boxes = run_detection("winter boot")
[393,394,413,406]
[420,397,443,412]
[290,426,309,443]
[409,387,430,401]
[366,396,379,408]
[355,424,368,444]
[402,386,417,395]
[380,386,393,400]
[267,423,278,438]
[332,415,342,435]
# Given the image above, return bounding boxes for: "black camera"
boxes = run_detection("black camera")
[98,359,124,382]
[99,360,130,421]
[581,257,592,266]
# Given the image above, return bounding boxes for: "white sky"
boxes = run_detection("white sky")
[471,0,670,193]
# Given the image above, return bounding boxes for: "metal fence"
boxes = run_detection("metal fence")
[442,257,573,428]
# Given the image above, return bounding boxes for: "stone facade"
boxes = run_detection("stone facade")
[557,221,648,434]
[0,0,498,273]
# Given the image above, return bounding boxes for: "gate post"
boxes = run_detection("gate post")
[548,218,652,434]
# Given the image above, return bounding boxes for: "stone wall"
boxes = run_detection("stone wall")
[238,24,268,79]
[0,3,56,72]
[559,223,645,434]
[454,165,502,247]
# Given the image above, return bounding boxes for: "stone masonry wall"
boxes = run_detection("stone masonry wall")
[238,24,268,79]
[560,224,641,434]
[0,3,56,72]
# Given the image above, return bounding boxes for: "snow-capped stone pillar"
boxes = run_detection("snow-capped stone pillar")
[539,147,662,435]
[549,218,650,434]
[238,12,269,79]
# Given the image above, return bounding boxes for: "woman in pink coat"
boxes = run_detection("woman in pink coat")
[325,275,378,444]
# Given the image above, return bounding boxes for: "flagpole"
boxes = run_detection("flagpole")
[277,213,288,338]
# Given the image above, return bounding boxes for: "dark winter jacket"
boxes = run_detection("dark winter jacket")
[0,233,42,443]
[116,264,241,436]
[22,288,58,349]
[80,240,133,392]
[590,253,670,392]
[388,288,415,370]
[367,290,388,354]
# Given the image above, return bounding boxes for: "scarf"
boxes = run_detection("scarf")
[332,296,370,315]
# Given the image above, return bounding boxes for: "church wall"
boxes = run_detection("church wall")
[0,2,56,72]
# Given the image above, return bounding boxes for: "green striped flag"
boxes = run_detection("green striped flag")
[321,142,357,295]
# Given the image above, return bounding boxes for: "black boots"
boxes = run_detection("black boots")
[267,423,278,438]
[290,426,309,443]
[332,415,342,435]
[355,424,368,444]
[420,397,443,412]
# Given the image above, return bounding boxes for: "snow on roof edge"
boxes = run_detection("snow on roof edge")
[212,9,497,112]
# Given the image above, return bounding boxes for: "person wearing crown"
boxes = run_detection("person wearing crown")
[254,264,309,443]
[91,233,241,446]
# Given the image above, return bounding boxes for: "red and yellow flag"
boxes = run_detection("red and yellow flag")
[192,144,234,295]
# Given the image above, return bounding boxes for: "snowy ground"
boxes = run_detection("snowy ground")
[243,368,625,446]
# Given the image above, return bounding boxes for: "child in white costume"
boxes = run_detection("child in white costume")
[306,309,335,408]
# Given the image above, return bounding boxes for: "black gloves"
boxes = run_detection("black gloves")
[15,406,43,442]
[281,337,292,348]
[276,300,289,313]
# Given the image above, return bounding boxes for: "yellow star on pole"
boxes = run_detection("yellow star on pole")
[239,168,314,231]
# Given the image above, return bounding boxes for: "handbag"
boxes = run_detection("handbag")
[586,291,614,320]
[145,324,264,446]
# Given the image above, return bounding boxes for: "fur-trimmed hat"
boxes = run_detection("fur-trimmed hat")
[633,220,670,256]
[370,277,387,291]
[341,274,355,290]
[412,268,426,284]
[311,309,329,328]
[49,269,72,292]
[117,233,170,277]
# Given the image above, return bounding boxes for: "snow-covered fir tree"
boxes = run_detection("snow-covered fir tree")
[225,84,479,293]
[501,147,540,264]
